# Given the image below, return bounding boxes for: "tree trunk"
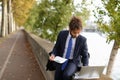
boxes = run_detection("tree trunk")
[8,0,13,34]
[0,3,2,36]
[0,19,1,37]
[1,0,8,37]
[12,20,16,32]
[11,14,14,32]
[106,40,119,76]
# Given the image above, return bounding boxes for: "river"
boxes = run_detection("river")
[81,32,120,80]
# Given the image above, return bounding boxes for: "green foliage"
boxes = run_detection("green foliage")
[95,0,120,45]
[12,0,35,26]
[24,2,39,31]
[25,0,90,42]
[25,0,73,42]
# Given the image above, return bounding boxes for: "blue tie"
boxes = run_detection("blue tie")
[61,37,72,70]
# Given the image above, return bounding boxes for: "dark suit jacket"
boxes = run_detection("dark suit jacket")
[52,30,89,67]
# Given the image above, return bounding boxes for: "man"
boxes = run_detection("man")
[49,16,89,80]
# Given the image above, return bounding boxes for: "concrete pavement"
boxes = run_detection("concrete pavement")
[0,30,45,80]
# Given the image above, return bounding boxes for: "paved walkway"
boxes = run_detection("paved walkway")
[0,30,45,80]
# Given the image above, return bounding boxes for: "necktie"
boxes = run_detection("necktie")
[61,37,72,70]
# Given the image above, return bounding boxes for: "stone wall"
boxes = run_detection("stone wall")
[23,30,112,80]
[24,30,54,80]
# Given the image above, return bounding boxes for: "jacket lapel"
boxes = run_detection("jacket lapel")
[73,35,83,58]
[73,36,79,57]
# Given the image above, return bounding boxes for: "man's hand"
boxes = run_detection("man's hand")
[49,54,55,61]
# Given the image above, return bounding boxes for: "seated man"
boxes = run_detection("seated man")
[49,16,89,80]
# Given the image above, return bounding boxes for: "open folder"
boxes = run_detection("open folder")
[74,66,105,79]
[53,56,67,64]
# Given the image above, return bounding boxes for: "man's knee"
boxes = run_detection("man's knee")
[63,72,72,80]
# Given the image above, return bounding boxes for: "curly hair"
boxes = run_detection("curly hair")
[69,16,82,30]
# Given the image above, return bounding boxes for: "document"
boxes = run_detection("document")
[54,56,67,64]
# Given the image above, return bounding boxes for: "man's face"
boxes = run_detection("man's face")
[70,28,81,38]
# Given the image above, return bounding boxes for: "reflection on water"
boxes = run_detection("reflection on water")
[81,32,120,80]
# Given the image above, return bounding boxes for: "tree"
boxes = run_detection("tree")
[0,0,14,37]
[12,0,35,26]
[8,0,14,34]
[25,0,74,42]
[94,0,120,76]
[1,0,8,37]
[25,0,90,42]
[0,0,35,37]
[0,1,2,35]
[24,2,39,32]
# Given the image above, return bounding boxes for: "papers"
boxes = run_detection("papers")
[54,56,67,64]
